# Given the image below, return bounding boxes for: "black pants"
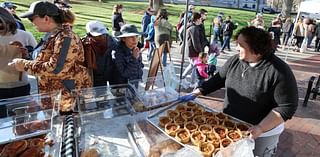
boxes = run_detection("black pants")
[315,38,320,52]
[0,84,30,118]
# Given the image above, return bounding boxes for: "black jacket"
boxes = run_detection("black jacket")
[185,23,202,57]
[112,13,124,31]
[110,42,144,85]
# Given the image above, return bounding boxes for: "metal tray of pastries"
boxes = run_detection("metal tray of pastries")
[147,100,252,157]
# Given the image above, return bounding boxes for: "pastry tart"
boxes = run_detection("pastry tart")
[192,106,204,116]
[3,140,28,156]
[199,124,212,135]
[227,130,242,142]
[193,115,206,125]
[223,120,236,130]
[20,147,43,157]
[206,132,220,149]
[165,123,180,136]
[206,117,219,126]
[199,142,215,157]
[181,111,194,121]
[184,122,198,133]
[175,128,191,144]
[159,116,172,128]
[185,106,193,112]
[186,101,197,109]
[27,138,45,148]
[191,131,206,146]
[215,113,228,123]
[202,111,214,117]
[221,138,233,148]
[214,125,228,139]
[174,116,186,128]
[167,110,179,119]
[175,104,186,113]
[236,123,250,137]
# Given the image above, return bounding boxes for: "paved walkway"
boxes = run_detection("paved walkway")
[141,42,320,157]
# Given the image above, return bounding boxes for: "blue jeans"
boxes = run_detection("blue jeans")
[213,27,223,46]
[221,35,231,50]
[147,41,156,61]
[162,51,167,66]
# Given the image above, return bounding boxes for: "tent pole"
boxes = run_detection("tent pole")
[178,0,190,94]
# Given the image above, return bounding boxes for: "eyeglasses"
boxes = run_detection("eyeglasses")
[8,7,16,10]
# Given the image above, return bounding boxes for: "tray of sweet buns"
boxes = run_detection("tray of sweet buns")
[147,101,252,157]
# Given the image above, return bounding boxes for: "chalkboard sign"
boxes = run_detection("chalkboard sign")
[145,41,171,90]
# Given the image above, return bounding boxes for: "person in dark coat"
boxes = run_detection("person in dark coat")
[110,24,144,85]
[112,4,124,37]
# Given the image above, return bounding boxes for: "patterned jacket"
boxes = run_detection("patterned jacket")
[21,27,92,112]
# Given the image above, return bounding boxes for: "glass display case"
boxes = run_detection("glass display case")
[129,77,179,111]
[0,92,63,157]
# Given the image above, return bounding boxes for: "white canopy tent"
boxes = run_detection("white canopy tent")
[297,0,320,20]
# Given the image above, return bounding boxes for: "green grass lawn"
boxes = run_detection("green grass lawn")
[13,0,276,41]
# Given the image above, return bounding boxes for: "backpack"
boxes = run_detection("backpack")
[223,22,231,34]
[81,34,117,82]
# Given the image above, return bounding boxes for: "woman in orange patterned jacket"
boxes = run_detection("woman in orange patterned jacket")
[9,1,92,112]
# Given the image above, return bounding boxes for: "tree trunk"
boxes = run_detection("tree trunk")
[153,0,161,12]
[149,0,153,8]
[282,0,293,18]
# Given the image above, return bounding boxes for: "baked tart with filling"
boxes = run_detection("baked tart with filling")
[236,123,250,137]
[215,112,228,124]
[185,106,193,112]
[27,138,45,148]
[167,110,179,119]
[191,131,206,146]
[20,147,44,157]
[159,116,172,128]
[206,132,220,149]
[192,106,204,116]
[174,116,186,128]
[223,120,236,130]
[199,124,212,135]
[184,122,198,133]
[199,142,215,157]
[202,111,214,117]
[165,123,180,136]
[175,104,186,113]
[193,115,206,125]
[221,138,233,148]
[206,117,219,126]
[186,101,197,109]
[214,125,228,139]
[2,140,28,156]
[181,111,194,121]
[175,128,191,144]
[227,130,242,142]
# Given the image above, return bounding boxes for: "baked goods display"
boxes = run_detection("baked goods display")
[0,136,52,157]
[80,148,100,157]
[156,102,252,156]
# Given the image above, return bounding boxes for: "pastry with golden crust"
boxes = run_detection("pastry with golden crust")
[80,148,99,157]
[221,138,233,148]
[159,116,172,128]
[191,131,206,146]
[206,132,220,149]
[223,120,236,130]
[193,115,206,125]
[199,142,215,157]
[28,120,49,131]
[199,124,212,135]
[27,138,45,148]
[206,117,219,126]
[213,125,228,139]
[202,111,214,117]
[2,140,28,156]
[167,110,179,119]
[20,147,44,157]
[175,104,186,113]
[165,123,180,136]
[180,111,194,121]
[227,130,242,142]
[215,112,228,123]
[186,102,197,109]
[192,106,204,116]
[175,128,190,144]
[184,122,198,133]
[236,123,250,137]
[174,116,186,128]
[160,142,181,154]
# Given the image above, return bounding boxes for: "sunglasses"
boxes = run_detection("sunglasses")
[7,7,16,10]
[28,15,39,22]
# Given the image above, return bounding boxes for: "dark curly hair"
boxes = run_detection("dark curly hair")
[235,26,273,56]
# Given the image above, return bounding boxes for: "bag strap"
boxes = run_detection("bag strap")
[53,37,72,74]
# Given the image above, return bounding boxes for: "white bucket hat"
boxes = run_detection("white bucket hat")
[85,20,108,36]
